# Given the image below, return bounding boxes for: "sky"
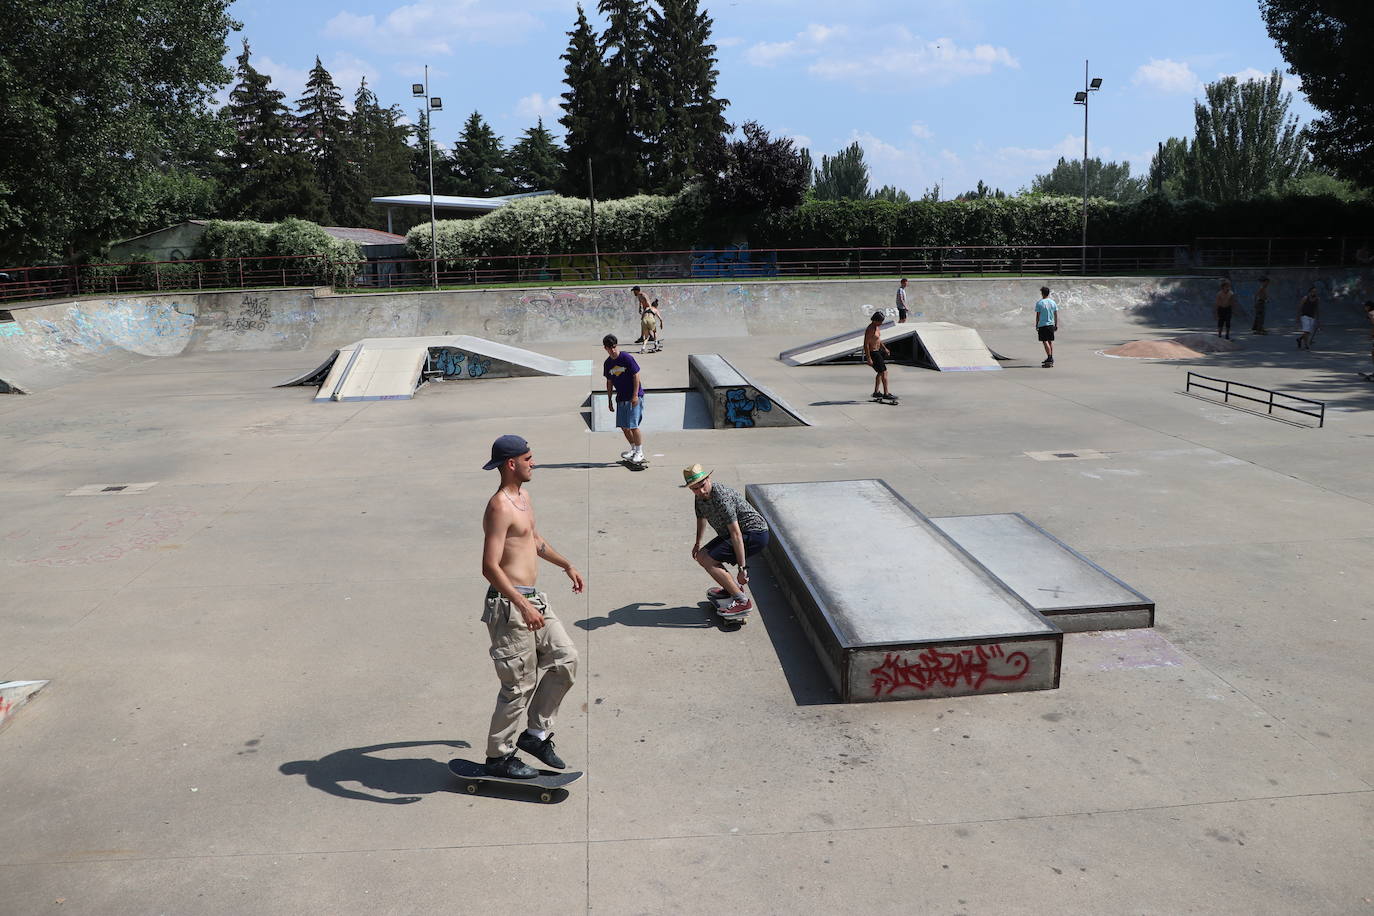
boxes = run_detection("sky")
[222,0,1315,197]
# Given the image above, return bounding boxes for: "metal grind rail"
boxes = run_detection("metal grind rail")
[1185,371,1325,427]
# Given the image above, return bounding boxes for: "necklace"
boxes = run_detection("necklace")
[502,489,529,511]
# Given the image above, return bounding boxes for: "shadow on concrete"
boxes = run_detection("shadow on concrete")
[749,568,841,707]
[577,601,714,630]
[536,461,619,470]
[280,739,470,804]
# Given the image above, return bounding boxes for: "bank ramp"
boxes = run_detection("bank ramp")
[280,335,586,402]
[688,354,810,428]
[780,321,1001,371]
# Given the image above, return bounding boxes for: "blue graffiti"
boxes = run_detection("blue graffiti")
[467,356,492,378]
[432,349,468,377]
[724,387,772,428]
[691,244,779,279]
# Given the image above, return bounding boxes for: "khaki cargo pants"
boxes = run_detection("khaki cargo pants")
[482,587,578,759]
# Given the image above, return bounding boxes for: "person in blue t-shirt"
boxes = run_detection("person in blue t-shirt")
[1034,286,1060,367]
[602,334,645,463]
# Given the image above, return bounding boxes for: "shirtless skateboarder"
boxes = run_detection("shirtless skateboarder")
[864,311,896,402]
[479,434,584,779]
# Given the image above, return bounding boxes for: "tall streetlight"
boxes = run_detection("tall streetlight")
[412,68,443,289]
[1073,62,1102,275]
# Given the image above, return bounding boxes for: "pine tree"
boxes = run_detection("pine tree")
[296,57,366,225]
[449,111,511,197]
[644,0,730,192]
[350,78,416,224]
[411,107,442,194]
[813,142,870,200]
[222,41,326,222]
[508,119,564,192]
[558,5,605,197]
[597,0,653,197]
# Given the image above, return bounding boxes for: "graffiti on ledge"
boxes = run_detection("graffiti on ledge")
[869,644,1031,696]
[723,387,772,428]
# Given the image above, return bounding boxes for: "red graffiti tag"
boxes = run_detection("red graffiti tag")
[869,645,1031,696]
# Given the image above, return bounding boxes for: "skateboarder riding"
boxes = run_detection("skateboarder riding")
[864,311,896,402]
[603,334,646,465]
[684,464,770,619]
[479,434,584,779]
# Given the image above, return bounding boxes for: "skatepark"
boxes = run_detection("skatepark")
[2,273,1372,913]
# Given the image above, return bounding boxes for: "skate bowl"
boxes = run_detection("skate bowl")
[3,271,1370,392]
[688,353,810,428]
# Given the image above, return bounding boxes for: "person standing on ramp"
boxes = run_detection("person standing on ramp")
[479,435,584,779]
[864,311,896,402]
[896,278,910,323]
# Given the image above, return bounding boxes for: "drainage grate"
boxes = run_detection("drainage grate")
[1025,449,1107,462]
[66,482,159,497]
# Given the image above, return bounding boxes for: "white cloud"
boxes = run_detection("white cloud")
[324,0,538,56]
[716,35,744,48]
[1225,67,1268,83]
[910,122,933,140]
[745,23,1016,88]
[515,92,561,121]
[1132,58,1200,94]
[997,134,1085,165]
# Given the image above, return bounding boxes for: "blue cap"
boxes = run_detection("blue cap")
[483,434,530,470]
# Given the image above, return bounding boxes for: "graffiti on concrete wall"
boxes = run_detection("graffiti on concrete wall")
[0,323,23,338]
[550,253,640,282]
[869,644,1031,696]
[223,294,272,332]
[691,245,778,279]
[723,387,773,428]
[5,505,197,568]
[430,349,494,379]
[515,290,623,331]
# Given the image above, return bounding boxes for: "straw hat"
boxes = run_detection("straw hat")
[681,463,712,488]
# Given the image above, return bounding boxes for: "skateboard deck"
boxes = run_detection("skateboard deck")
[707,589,750,626]
[619,456,649,470]
[870,394,899,405]
[448,758,583,803]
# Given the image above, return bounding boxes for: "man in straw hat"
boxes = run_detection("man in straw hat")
[479,435,584,779]
[683,464,771,620]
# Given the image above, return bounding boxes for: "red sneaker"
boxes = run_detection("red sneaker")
[719,597,752,616]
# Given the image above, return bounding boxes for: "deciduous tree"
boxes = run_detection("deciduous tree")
[700,121,809,213]
[1191,70,1307,201]
[1031,157,1145,201]
[812,142,870,201]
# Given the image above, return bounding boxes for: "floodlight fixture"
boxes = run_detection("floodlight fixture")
[430,97,443,109]
[1074,91,1088,103]
[1089,77,1103,90]
[412,83,425,97]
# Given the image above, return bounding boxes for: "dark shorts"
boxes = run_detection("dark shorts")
[704,529,770,565]
[897,308,908,320]
[1037,326,1056,342]
[869,352,887,373]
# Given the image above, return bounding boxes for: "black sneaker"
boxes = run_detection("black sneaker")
[484,754,539,779]
[516,731,566,769]
[634,336,645,343]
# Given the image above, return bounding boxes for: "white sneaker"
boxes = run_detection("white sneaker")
[620,448,636,460]
[632,450,645,463]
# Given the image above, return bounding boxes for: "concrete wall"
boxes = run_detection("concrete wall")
[5,269,1371,392]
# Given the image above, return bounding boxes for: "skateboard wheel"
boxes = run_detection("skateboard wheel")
[465,782,478,794]
[540,791,553,803]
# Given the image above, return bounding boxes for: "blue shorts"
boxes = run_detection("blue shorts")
[704,529,770,565]
[615,398,643,429]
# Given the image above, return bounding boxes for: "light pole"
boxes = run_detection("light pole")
[412,68,443,289]
[1073,62,1102,275]
[586,156,601,282]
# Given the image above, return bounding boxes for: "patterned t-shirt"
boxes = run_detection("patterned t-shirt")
[694,482,769,536]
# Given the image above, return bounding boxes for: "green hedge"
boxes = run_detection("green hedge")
[408,189,1374,259]
[193,218,361,285]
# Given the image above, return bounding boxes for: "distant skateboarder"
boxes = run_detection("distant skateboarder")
[1297,286,1319,350]
[479,434,584,779]
[631,286,651,344]
[1251,276,1270,334]
[896,278,910,323]
[864,311,896,402]
[639,297,664,353]
[603,334,646,465]
[684,463,770,620]
[1214,279,1238,339]
[1035,286,1059,367]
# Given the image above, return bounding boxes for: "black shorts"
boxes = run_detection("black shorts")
[1037,326,1056,342]
[870,352,887,373]
[704,529,770,565]
[897,308,908,320]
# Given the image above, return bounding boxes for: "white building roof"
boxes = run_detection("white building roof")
[369,190,556,213]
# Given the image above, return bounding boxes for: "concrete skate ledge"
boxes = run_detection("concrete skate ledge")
[746,479,1061,702]
[688,354,811,429]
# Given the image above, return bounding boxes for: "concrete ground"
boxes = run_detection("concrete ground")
[1,318,1372,914]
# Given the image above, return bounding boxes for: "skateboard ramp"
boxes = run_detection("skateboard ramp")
[931,514,1154,632]
[688,354,810,428]
[281,335,587,402]
[779,321,1000,371]
[0,680,48,733]
[746,479,1062,702]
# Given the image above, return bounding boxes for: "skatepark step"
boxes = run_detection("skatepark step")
[746,479,1062,702]
[587,388,712,432]
[930,514,1154,632]
[688,353,810,428]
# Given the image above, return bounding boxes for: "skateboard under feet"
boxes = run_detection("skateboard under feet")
[619,456,649,470]
[448,758,583,803]
[870,393,899,405]
[707,588,750,627]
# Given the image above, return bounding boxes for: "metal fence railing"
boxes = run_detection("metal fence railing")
[2,237,1372,306]
[1185,371,1326,427]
